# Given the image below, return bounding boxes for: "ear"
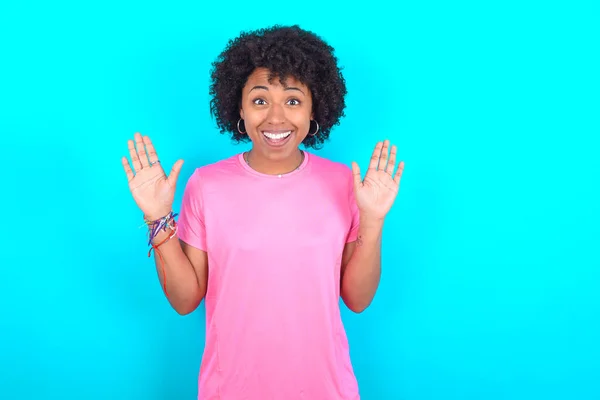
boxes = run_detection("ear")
[240,108,245,119]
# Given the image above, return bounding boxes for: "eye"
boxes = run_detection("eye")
[253,98,267,105]
[287,99,301,106]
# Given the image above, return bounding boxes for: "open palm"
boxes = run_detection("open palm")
[352,140,405,220]
[122,132,184,221]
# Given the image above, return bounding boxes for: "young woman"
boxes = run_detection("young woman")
[122,25,404,400]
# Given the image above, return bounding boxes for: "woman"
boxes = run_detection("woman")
[122,25,404,400]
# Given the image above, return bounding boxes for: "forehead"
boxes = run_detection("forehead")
[245,68,307,90]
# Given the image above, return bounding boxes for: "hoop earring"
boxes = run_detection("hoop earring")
[309,120,320,136]
[237,119,246,134]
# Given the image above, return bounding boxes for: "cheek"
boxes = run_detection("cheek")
[298,115,312,134]
[243,110,265,128]
[289,109,311,128]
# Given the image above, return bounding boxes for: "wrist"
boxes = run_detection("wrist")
[359,214,385,229]
[356,216,384,246]
[150,227,176,244]
[144,209,173,222]
[145,210,178,245]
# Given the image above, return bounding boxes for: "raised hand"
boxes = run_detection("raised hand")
[122,132,184,221]
[351,140,405,221]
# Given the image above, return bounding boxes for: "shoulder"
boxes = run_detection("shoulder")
[185,153,241,184]
[307,152,353,182]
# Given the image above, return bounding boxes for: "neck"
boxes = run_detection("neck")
[245,149,304,175]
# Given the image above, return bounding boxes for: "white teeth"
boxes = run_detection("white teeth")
[263,131,291,140]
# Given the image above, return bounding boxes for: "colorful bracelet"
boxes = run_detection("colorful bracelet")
[144,211,178,245]
[144,211,178,298]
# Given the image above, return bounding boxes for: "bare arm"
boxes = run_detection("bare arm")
[340,217,383,313]
[122,132,208,315]
[341,139,404,313]
[151,228,208,315]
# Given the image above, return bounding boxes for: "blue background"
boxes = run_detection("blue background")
[1,1,598,399]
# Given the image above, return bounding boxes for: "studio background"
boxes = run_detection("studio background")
[1,1,598,399]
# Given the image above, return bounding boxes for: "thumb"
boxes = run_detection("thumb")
[167,159,184,187]
[351,161,362,190]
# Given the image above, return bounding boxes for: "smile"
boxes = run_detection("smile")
[261,130,293,148]
[262,130,292,140]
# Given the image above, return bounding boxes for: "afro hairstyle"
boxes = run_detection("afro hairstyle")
[208,25,347,149]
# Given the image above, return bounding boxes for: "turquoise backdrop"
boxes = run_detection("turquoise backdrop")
[1,1,598,399]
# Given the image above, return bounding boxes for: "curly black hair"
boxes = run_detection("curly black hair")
[208,25,347,149]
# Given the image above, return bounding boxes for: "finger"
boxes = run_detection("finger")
[394,160,405,184]
[143,135,160,165]
[128,139,142,172]
[122,156,135,181]
[351,161,362,190]
[134,132,150,168]
[379,140,390,171]
[368,141,383,170]
[167,159,185,187]
[386,145,397,175]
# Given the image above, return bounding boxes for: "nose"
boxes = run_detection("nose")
[266,102,285,125]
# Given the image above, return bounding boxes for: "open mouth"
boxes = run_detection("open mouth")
[262,130,293,147]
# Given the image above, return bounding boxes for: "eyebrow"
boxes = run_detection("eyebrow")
[249,85,305,95]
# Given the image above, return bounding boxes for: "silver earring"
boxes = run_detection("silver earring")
[309,120,320,136]
[237,119,246,134]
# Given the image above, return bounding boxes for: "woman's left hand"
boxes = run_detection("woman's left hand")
[352,140,405,221]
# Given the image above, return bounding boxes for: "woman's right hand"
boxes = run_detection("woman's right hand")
[122,132,184,221]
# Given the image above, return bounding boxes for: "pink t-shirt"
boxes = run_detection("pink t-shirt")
[177,151,361,400]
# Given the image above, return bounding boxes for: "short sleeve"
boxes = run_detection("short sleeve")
[177,169,207,251]
[345,167,360,243]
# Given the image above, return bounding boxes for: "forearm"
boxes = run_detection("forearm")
[151,229,203,314]
[341,217,383,313]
